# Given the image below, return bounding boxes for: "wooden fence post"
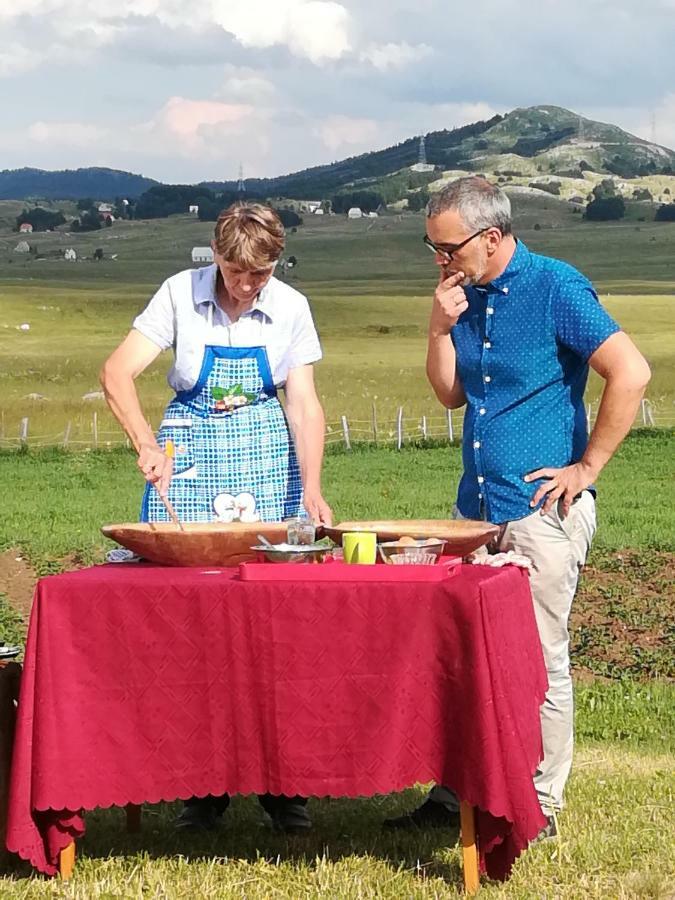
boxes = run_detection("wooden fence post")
[62,422,72,449]
[396,407,404,451]
[92,412,98,448]
[371,403,378,444]
[19,418,28,447]
[341,415,351,451]
[421,415,428,440]
[586,403,592,431]
[641,399,655,427]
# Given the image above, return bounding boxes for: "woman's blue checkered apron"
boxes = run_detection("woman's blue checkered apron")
[141,328,303,523]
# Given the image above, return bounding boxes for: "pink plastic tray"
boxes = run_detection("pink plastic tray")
[238,557,462,582]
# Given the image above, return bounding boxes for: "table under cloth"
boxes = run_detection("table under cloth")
[6,562,547,881]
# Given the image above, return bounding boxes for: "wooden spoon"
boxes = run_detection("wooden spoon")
[156,440,185,531]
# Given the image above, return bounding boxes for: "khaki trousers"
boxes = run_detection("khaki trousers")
[430,491,597,814]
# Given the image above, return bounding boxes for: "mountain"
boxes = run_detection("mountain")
[200,115,504,198]
[0,167,158,200]
[444,106,675,179]
[203,106,675,199]
[2,107,673,202]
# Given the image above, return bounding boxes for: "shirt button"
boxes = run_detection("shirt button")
[484,341,491,349]
[484,375,491,383]
[478,492,483,500]
[503,287,509,295]
[479,408,486,415]
[486,307,494,315]
[477,476,485,484]
[473,440,481,449]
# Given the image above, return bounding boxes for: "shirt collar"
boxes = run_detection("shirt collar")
[193,264,275,321]
[485,238,530,293]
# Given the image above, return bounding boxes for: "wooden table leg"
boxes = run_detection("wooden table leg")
[126,803,142,833]
[459,801,480,895]
[59,841,75,879]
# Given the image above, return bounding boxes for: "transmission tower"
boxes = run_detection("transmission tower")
[418,135,427,166]
[237,164,246,195]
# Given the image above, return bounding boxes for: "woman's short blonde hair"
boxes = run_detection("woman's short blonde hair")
[214,203,285,269]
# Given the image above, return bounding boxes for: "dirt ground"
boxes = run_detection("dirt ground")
[0,551,36,621]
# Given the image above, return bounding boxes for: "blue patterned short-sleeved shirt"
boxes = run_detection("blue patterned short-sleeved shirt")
[452,239,620,525]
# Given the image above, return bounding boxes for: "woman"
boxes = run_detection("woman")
[102,202,331,528]
[100,202,332,832]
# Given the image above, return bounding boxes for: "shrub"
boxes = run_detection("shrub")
[655,203,675,222]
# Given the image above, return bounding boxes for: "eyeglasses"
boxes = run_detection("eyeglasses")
[423,228,490,260]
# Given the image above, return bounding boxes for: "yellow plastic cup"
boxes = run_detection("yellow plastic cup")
[342,531,377,565]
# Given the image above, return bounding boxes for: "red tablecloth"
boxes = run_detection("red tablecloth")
[6,563,547,880]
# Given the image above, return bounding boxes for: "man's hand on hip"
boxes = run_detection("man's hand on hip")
[524,461,598,517]
[429,270,468,336]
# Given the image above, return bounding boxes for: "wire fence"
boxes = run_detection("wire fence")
[324,398,672,449]
[0,399,672,452]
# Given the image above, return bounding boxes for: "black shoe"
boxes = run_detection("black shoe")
[175,795,230,831]
[530,815,558,845]
[382,799,460,831]
[259,795,312,835]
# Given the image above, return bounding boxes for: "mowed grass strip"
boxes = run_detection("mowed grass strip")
[1,747,672,898]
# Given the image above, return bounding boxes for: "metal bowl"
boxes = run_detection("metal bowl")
[251,543,331,564]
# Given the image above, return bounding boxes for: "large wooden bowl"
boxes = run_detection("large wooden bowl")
[321,519,500,557]
[101,522,288,567]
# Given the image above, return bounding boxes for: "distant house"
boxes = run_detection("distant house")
[14,241,30,253]
[99,211,115,223]
[19,223,33,233]
[189,205,199,215]
[347,207,363,219]
[192,246,214,263]
[98,203,113,214]
[306,201,321,213]
[313,208,325,215]
[367,211,379,218]
[64,248,77,261]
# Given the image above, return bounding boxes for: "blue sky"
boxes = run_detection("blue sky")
[1,0,674,183]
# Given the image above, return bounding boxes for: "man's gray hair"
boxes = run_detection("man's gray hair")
[427,176,512,235]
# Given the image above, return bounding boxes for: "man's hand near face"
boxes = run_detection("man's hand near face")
[429,270,469,337]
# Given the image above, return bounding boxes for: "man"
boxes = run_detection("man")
[384,177,650,836]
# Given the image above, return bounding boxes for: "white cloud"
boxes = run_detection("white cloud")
[0,43,44,77]
[0,0,353,72]
[217,67,278,105]
[137,97,257,157]
[27,121,107,146]
[212,0,352,63]
[360,41,433,71]
[314,115,381,154]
